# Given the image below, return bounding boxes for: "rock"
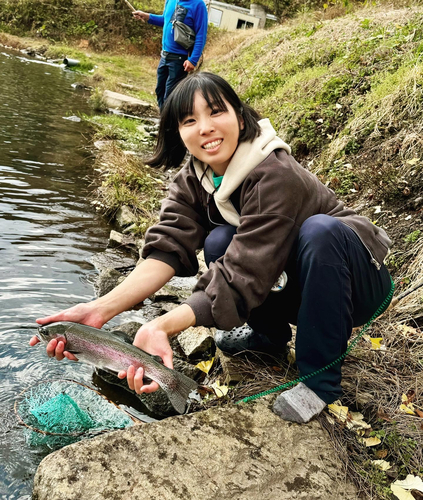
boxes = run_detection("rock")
[91,248,136,272]
[115,205,137,228]
[413,196,422,208]
[108,229,138,256]
[103,90,157,117]
[93,140,113,150]
[122,223,137,234]
[95,367,176,417]
[178,326,215,358]
[149,284,181,303]
[32,397,360,500]
[95,268,126,297]
[159,302,179,313]
[197,249,208,275]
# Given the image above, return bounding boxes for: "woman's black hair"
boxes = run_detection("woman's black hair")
[147,72,262,170]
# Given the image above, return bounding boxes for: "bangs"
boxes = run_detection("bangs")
[171,77,231,125]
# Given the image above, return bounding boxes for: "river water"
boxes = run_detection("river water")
[0,47,146,498]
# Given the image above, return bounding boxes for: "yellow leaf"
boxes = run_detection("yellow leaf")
[347,411,371,430]
[360,437,381,447]
[195,357,214,374]
[328,403,349,422]
[406,158,420,165]
[323,3,328,8]
[394,474,423,492]
[210,380,229,398]
[369,337,385,350]
[372,459,391,471]
[400,403,415,415]
[391,485,415,500]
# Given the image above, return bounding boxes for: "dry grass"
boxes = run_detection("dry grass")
[90,143,164,234]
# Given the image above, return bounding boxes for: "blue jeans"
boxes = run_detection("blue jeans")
[203,215,392,403]
[155,54,187,110]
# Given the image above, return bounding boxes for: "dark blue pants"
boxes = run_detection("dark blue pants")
[156,55,187,110]
[203,215,392,403]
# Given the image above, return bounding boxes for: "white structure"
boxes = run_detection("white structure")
[206,1,277,30]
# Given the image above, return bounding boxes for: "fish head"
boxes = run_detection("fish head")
[36,322,68,344]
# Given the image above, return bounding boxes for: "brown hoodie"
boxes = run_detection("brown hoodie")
[143,121,391,330]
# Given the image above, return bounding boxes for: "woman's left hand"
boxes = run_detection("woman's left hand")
[117,304,196,394]
[118,324,173,394]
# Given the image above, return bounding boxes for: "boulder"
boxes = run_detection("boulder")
[115,206,137,228]
[177,326,215,358]
[95,268,126,297]
[103,90,156,117]
[32,397,359,500]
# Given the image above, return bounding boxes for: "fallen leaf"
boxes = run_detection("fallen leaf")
[360,436,381,447]
[369,337,385,350]
[391,484,415,499]
[400,325,420,337]
[406,158,420,165]
[195,358,214,374]
[328,403,349,422]
[400,394,416,415]
[210,380,229,398]
[375,449,389,459]
[372,459,391,471]
[400,403,415,415]
[393,475,423,492]
[415,409,423,418]
[347,411,372,431]
[406,390,416,403]
[196,385,214,397]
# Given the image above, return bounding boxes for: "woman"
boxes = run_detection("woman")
[30,72,392,423]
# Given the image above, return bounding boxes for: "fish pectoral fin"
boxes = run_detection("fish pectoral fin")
[109,330,135,345]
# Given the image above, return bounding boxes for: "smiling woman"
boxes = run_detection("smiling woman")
[178,92,244,175]
[34,72,393,425]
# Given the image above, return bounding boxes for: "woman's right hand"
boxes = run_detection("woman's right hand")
[29,302,106,360]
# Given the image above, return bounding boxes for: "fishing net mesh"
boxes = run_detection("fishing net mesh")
[15,379,135,448]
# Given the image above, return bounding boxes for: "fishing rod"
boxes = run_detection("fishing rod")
[121,0,136,12]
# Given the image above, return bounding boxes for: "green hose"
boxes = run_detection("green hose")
[236,277,395,405]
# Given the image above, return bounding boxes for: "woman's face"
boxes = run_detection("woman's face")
[178,91,244,176]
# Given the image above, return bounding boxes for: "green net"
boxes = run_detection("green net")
[16,379,136,448]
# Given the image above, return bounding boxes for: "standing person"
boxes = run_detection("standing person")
[31,72,392,423]
[133,0,208,110]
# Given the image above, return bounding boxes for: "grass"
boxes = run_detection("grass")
[91,143,164,235]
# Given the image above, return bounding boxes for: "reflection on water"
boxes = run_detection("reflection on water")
[0,47,119,498]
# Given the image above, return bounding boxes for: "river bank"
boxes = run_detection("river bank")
[2,4,423,495]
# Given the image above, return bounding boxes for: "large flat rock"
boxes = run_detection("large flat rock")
[32,397,359,500]
[103,90,157,117]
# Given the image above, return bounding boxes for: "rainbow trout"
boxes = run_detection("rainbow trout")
[36,321,198,414]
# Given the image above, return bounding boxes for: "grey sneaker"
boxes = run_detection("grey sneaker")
[214,325,286,356]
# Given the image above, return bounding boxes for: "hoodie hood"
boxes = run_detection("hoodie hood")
[192,119,291,226]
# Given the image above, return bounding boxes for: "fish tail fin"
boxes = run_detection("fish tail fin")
[164,371,198,415]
